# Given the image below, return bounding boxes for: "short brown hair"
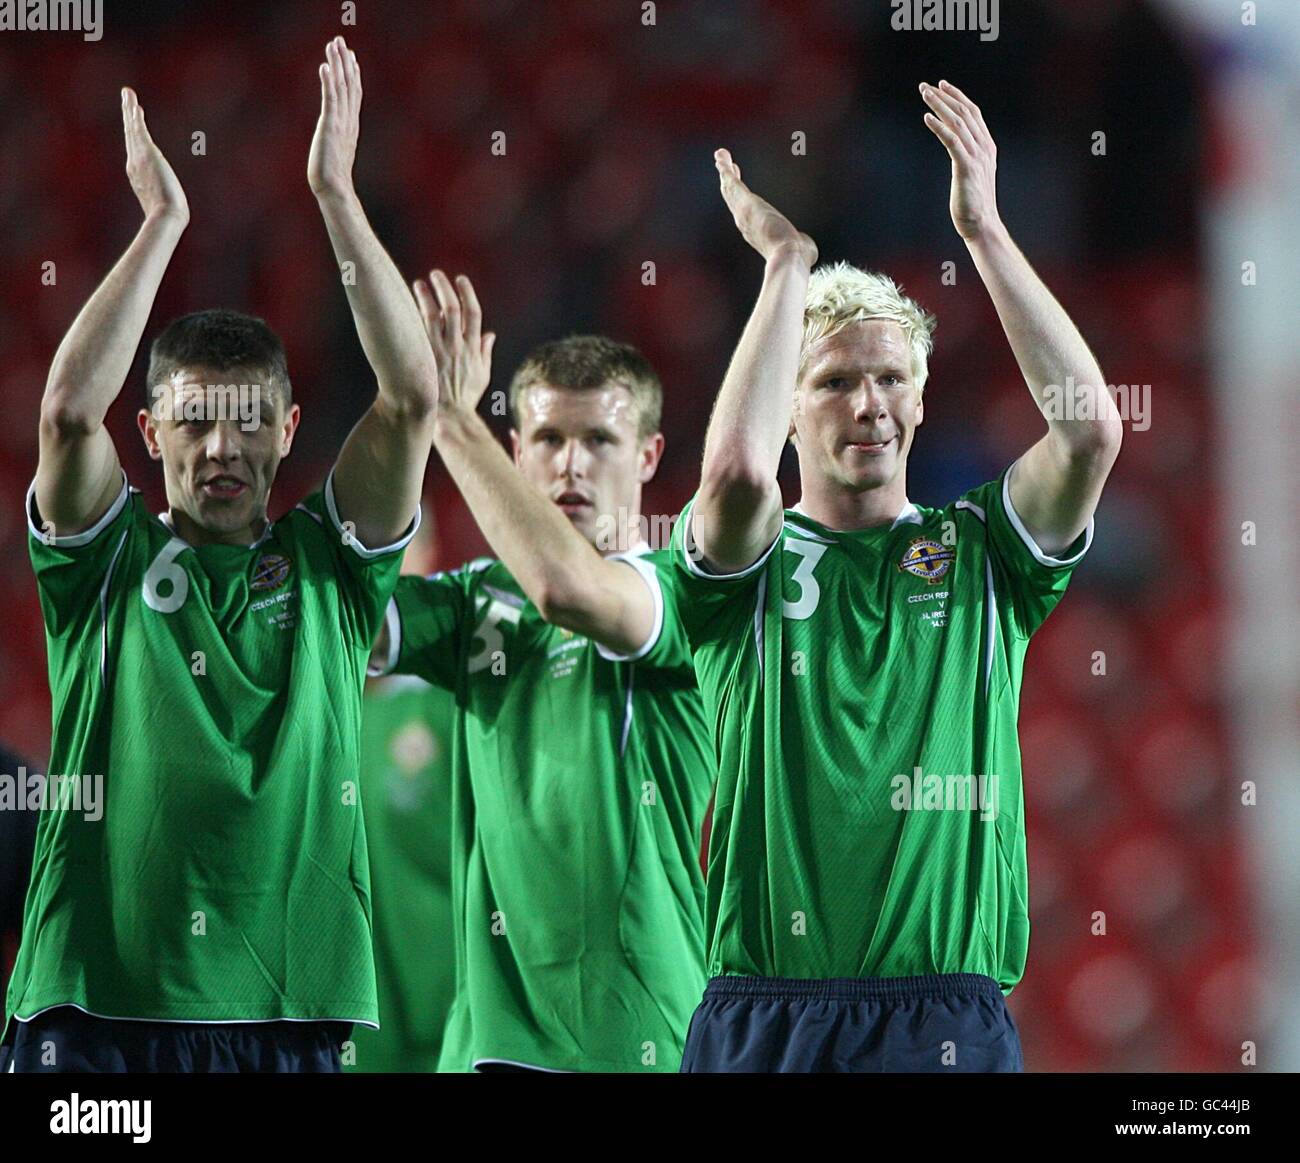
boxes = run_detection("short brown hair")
[146,309,291,410]
[508,335,662,438]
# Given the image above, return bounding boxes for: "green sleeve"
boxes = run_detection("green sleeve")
[592,548,694,674]
[25,471,136,641]
[963,460,1094,639]
[381,567,480,690]
[669,494,780,650]
[298,469,420,649]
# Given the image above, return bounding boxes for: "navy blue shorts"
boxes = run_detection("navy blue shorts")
[680,973,1024,1073]
[6,1006,352,1073]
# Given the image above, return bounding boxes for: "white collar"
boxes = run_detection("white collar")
[615,537,653,559]
[158,509,275,549]
[790,500,921,530]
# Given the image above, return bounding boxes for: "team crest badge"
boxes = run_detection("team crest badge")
[898,538,954,584]
[251,552,292,591]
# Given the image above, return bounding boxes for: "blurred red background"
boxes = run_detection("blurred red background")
[0,0,1247,1071]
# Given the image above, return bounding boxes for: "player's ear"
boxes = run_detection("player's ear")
[279,403,302,458]
[137,408,163,460]
[914,391,924,427]
[509,429,522,467]
[638,432,665,484]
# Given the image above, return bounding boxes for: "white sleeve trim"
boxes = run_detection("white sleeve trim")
[367,597,402,677]
[1002,460,1094,568]
[324,468,422,559]
[678,500,780,581]
[26,470,129,548]
[594,554,665,663]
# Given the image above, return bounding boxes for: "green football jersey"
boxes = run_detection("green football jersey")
[4,469,414,1038]
[380,548,714,1072]
[669,462,1092,992]
[347,675,456,1073]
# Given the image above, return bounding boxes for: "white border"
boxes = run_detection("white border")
[1001,460,1094,568]
[618,669,635,758]
[323,468,421,559]
[9,1001,378,1030]
[982,557,996,697]
[473,1056,572,1073]
[678,499,780,581]
[99,527,131,688]
[593,549,664,663]
[790,500,922,532]
[782,511,836,542]
[367,597,402,678]
[25,471,129,548]
[955,498,996,697]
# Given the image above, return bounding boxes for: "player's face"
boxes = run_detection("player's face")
[137,365,300,543]
[511,382,663,550]
[793,320,923,494]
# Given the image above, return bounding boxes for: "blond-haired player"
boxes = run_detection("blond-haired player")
[461,80,1122,1072]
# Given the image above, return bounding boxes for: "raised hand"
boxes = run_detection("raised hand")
[122,88,188,225]
[920,80,1000,241]
[715,148,817,267]
[413,271,496,417]
[308,35,361,199]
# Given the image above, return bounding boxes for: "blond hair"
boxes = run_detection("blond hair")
[801,262,937,392]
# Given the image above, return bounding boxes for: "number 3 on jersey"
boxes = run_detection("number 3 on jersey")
[782,539,827,620]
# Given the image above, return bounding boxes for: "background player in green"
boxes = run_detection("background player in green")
[368,271,715,1072]
[347,512,458,1074]
[5,38,436,1072]
[534,82,1124,1071]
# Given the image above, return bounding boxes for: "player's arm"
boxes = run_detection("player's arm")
[692,150,818,574]
[309,36,437,548]
[35,88,189,536]
[922,80,1122,556]
[413,271,656,656]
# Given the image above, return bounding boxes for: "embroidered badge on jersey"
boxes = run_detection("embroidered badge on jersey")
[251,552,292,590]
[898,537,954,583]
[249,552,298,629]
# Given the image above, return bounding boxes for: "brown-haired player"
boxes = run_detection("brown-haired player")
[368,276,714,1072]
